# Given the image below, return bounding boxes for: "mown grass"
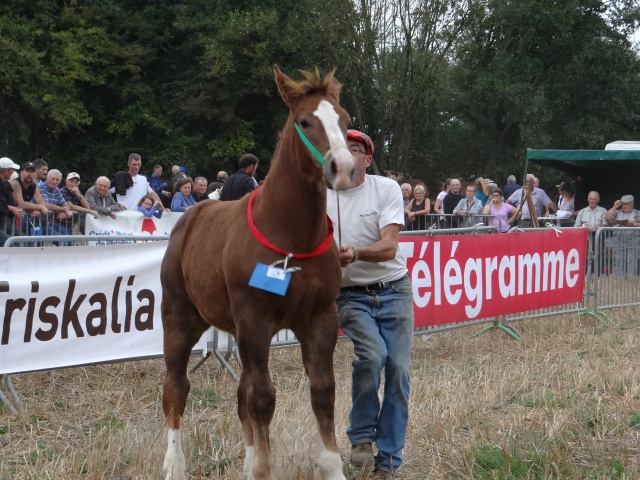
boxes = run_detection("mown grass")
[2,308,640,479]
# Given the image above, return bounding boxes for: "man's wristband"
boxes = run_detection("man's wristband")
[350,246,359,263]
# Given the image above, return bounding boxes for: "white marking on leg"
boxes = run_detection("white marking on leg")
[163,428,187,480]
[242,445,255,479]
[316,426,346,480]
[317,446,346,480]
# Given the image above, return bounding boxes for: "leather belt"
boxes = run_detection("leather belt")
[341,277,404,294]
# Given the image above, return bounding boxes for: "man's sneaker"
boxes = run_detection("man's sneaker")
[350,442,375,467]
[368,469,393,479]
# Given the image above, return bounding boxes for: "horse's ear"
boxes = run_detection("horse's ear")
[325,69,341,103]
[274,65,297,107]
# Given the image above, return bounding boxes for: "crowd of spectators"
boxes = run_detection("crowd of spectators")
[0,151,264,245]
[0,151,639,246]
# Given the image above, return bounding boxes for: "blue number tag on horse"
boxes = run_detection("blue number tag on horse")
[249,263,291,296]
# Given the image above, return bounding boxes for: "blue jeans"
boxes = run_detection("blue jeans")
[336,275,414,473]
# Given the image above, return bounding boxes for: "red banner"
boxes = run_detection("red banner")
[399,229,588,327]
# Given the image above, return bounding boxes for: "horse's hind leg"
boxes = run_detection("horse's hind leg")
[162,302,208,480]
[299,319,345,480]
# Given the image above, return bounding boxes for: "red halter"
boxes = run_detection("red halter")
[246,189,334,259]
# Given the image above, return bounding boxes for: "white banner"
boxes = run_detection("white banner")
[0,242,214,375]
[85,211,182,243]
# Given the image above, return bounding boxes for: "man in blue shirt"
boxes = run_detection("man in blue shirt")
[39,169,72,235]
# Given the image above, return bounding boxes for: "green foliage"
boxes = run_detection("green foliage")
[93,412,125,433]
[628,413,640,428]
[472,445,545,479]
[189,387,218,408]
[0,0,638,188]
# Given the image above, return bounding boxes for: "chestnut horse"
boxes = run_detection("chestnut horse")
[161,66,354,480]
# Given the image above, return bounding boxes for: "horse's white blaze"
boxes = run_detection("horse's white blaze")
[314,99,354,191]
[163,429,187,480]
[242,445,255,478]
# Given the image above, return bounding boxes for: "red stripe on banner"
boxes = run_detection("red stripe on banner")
[399,229,588,327]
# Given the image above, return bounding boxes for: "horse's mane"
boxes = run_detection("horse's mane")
[288,68,341,102]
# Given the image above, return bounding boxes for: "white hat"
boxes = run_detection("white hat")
[66,172,81,180]
[0,157,20,170]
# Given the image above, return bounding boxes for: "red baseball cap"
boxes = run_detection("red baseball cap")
[347,130,375,156]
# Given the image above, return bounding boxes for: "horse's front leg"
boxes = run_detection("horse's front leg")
[298,316,346,480]
[237,332,276,479]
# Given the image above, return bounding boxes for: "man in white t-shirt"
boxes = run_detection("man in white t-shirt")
[111,153,163,211]
[327,129,413,479]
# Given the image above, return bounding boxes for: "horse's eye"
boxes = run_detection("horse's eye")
[299,119,310,128]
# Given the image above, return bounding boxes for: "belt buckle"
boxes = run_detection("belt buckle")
[365,282,385,293]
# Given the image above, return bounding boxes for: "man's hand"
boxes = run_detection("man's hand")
[89,209,99,219]
[154,200,164,210]
[8,205,22,217]
[110,211,117,220]
[339,244,356,268]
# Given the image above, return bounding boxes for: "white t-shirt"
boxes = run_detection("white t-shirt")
[326,175,407,287]
[114,174,153,211]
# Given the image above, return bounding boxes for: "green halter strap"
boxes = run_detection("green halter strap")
[294,123,325,165]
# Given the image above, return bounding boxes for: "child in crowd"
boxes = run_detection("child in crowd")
[138,195,163,218]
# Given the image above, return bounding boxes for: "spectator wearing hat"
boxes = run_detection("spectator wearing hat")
[605,195,640,276]
[0,157,22,245]
[327,129,413,478]
[60,172,99,234]
[219,154,259,201]
[10,161,49,224]
[503,175,520,199]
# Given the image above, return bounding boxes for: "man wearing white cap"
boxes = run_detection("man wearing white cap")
[0,157,22,245]
[60,172,99,234]
[605,195,640,276]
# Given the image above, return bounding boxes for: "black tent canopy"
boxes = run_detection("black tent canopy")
[527,148,640,208]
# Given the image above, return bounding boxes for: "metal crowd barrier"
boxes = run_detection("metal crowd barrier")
[1,211,85,247]
[593,227,640,311]
[404,213,505,232]
[4,224,640,393]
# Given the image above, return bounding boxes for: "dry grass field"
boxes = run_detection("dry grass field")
[2,309,640,479]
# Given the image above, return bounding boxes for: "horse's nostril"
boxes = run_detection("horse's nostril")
[331,160,338,176]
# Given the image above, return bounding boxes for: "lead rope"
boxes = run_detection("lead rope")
[337,191,342,250]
